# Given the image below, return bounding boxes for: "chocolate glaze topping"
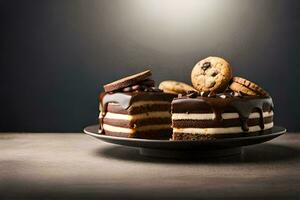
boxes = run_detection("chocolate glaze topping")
[172,94,273,132]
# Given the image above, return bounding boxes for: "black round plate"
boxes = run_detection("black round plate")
[84,125,286,158]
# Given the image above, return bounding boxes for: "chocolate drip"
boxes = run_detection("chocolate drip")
[258,109,264,129]
[212,108,223,122]
[98,92,133,133]
[229,98,273,131]
[101,93,133,110]
[240,117,249,131]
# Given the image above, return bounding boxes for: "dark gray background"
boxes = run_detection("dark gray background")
[1,0,299,132]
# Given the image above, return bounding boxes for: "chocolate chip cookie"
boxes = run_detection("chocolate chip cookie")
[229,77,269,96]
[159,80,197,94]
[191,57,232,93]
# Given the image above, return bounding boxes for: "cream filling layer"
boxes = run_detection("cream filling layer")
[173,122,273,134]
[172,111,273,120]
[172,113,215,120]
[99,111,171,120]
[101,124,171,133]
[222,111,273,119]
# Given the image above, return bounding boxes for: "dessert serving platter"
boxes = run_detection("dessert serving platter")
[84,125,286,158]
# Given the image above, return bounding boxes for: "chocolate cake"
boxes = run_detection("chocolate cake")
[99,91,175,139]
[171,92,274,140]
[97,57,276,141]
[98,70,175,139]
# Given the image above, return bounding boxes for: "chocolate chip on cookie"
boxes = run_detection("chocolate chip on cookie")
[158,80,197,95]
[201,62,211,70]
[229,77,269,96]
[191,57,232,93]
[186,90,199,98]
[104,70,152,92]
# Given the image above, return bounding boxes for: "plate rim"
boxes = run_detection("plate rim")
[83,124,286,143]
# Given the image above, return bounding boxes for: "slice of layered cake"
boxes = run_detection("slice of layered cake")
[168,56,275,140]
[171,92,274,140]
[98,70,175,139]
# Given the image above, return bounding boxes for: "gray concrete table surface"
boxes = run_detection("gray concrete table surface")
[0,132,299,200]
